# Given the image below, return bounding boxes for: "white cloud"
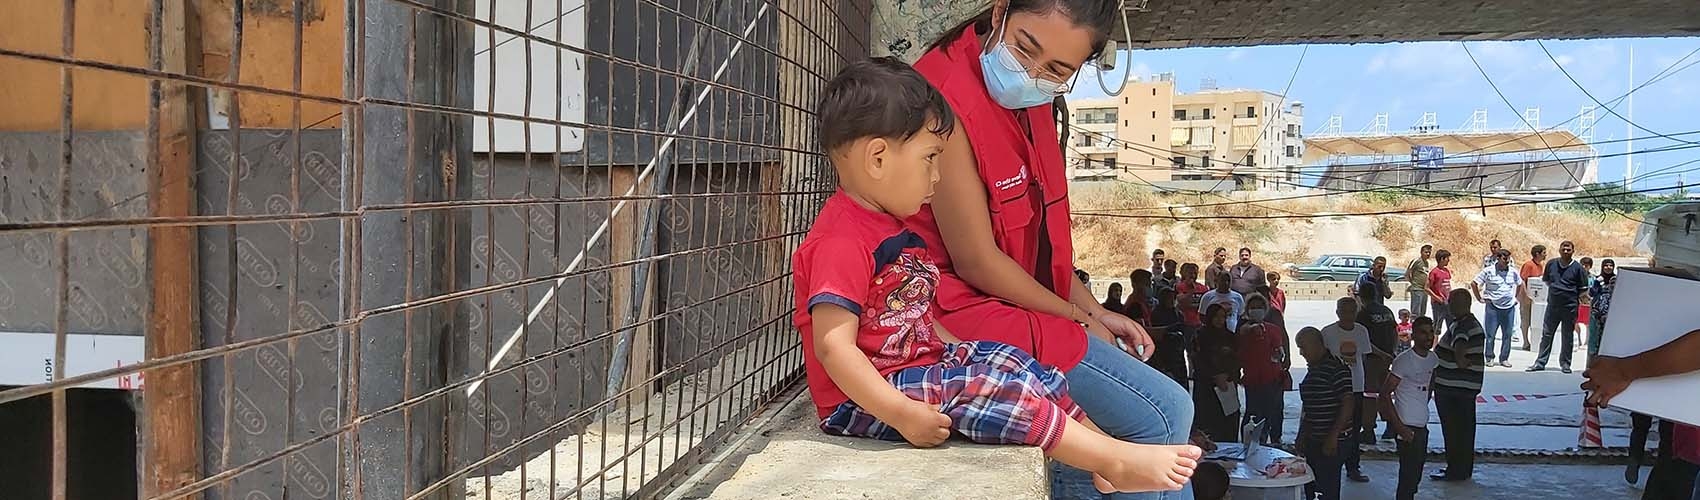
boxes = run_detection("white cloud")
[1226,48,1248,62]
[1555,54,1576,66]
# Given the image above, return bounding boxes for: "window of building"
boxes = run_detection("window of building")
[1246,106,1256,118]
[1152,88,1157,96]
[1151,134,1156,142]
[1173,109,1186,120]
[1286,145,1296,157]
[1202,108,1212,120]
[1151,158,1157,165]
[1201,156,1212,168]
[1076,108,1118,124]
[1124,97,1129,105]
[1124,120,1129,127]
[1172,156,1186,168]
[1101,157,1116,170]
[1151,110,1156,119]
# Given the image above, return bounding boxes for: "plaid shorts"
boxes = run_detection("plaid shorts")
[819,341,1083,451]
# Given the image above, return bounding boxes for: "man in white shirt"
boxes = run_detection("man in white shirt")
[1199,272,1246,332]
[1321,297,1383,482]
[1382,318,1440,500]
[1471,249,1525,367]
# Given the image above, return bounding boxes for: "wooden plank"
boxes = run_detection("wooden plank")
[142,0,202,497]
[610,166,656,392]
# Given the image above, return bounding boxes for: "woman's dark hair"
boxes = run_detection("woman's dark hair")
[1106,282,1124,298]
[1205,303,1230,326]
[926,0,1120,59]
[817,57,956,154]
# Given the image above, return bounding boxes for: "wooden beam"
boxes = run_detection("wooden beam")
[142,0,202,497]
[609,166,656,393]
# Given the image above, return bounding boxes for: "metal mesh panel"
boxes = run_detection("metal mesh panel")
[0,0,866,498]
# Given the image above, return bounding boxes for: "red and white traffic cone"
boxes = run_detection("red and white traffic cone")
[1579,404,1604,448]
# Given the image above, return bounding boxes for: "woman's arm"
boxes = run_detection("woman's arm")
[930,125,1088,325]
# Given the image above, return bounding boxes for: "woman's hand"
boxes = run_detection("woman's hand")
[1096,310,1156,361]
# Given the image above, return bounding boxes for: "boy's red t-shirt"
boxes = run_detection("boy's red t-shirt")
[1174,281,1209,326]
[792,192,949,418]
[1428,267,1453,300]
[1237,322,1288,386]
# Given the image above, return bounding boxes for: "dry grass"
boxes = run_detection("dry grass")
[1070,185,1645,279]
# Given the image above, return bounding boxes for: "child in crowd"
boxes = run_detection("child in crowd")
[792,58,1199,493]
[1297,327,1358,500]
[1396,309,1414,353]
[1177,263,1209,330]
[1264,272,1287,313]
[1428,250,1455,332]
[1149,287,1191,389]
[1191,461,1231,500]
[1382,317,1439,500]
[1126,269,1155,326]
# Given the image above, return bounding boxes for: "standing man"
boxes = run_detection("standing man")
[1428,250,1455,332]
[1354,256,1396,307]
[1200,273,1246,333]
[1431,288,1485,482]
[1151,248,1167,285]
[1357,288,1401,442]
[1297,327,1358,500]
[1322,297,1377,483]
[1407,245,1433,319]
[1529,241,1587,374]
[1230,247,1268,296]
[1472,249,1525,368]
[1481,239,1503,270]
[1206,247,1231,290]
[1519,245,1547,351]
[1155,259,1180,292]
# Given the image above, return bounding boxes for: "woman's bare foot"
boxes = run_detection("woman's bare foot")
[1099,442,1203,493]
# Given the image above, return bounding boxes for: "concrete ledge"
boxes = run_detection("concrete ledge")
[668,386,1049,500]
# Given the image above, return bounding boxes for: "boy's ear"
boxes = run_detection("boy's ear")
[863,137,890,180]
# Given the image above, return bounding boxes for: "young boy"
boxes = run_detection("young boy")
[1396,309,1414,353]
[792,58,1199,493]
[1382,317,1439,500]
[1427,250,1455,332]
[1176,263,1209,330]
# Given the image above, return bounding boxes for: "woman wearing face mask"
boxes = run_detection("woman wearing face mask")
[1238,294,1290,447]
[906,1,1200,497]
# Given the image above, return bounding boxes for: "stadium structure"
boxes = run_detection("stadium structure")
[1304,108,1601,199]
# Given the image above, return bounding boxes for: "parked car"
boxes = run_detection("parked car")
[1288,254,1407,282]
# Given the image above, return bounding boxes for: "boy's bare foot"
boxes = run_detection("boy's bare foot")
[1093,473,1115,494]
[1100,442,1203,493]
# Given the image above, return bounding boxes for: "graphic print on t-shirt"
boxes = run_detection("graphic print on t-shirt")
[862,233,945,372]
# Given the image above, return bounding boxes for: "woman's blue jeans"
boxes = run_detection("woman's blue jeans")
[1051,336,1195,500]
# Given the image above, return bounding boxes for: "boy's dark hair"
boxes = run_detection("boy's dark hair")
[817,57,955,154]
[1192,461,1230,500]
[1435,249,1452,261]
[1532,244,1547,256]
[1130,269,1152,283]
[1414,316,1435,330]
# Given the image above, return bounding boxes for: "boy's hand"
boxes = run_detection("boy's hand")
[891,400,952,448]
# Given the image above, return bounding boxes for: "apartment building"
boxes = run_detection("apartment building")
[1065,73,1304,190]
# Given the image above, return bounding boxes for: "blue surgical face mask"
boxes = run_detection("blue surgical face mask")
[978,16,1067,109]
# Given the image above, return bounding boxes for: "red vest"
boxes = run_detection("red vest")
[904,26,1086,369]
[907,25,1077,304]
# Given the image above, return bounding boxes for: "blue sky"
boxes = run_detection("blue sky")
[1068,38,1700,190]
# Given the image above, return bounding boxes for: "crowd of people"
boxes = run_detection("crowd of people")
[1080,238,1700,500]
